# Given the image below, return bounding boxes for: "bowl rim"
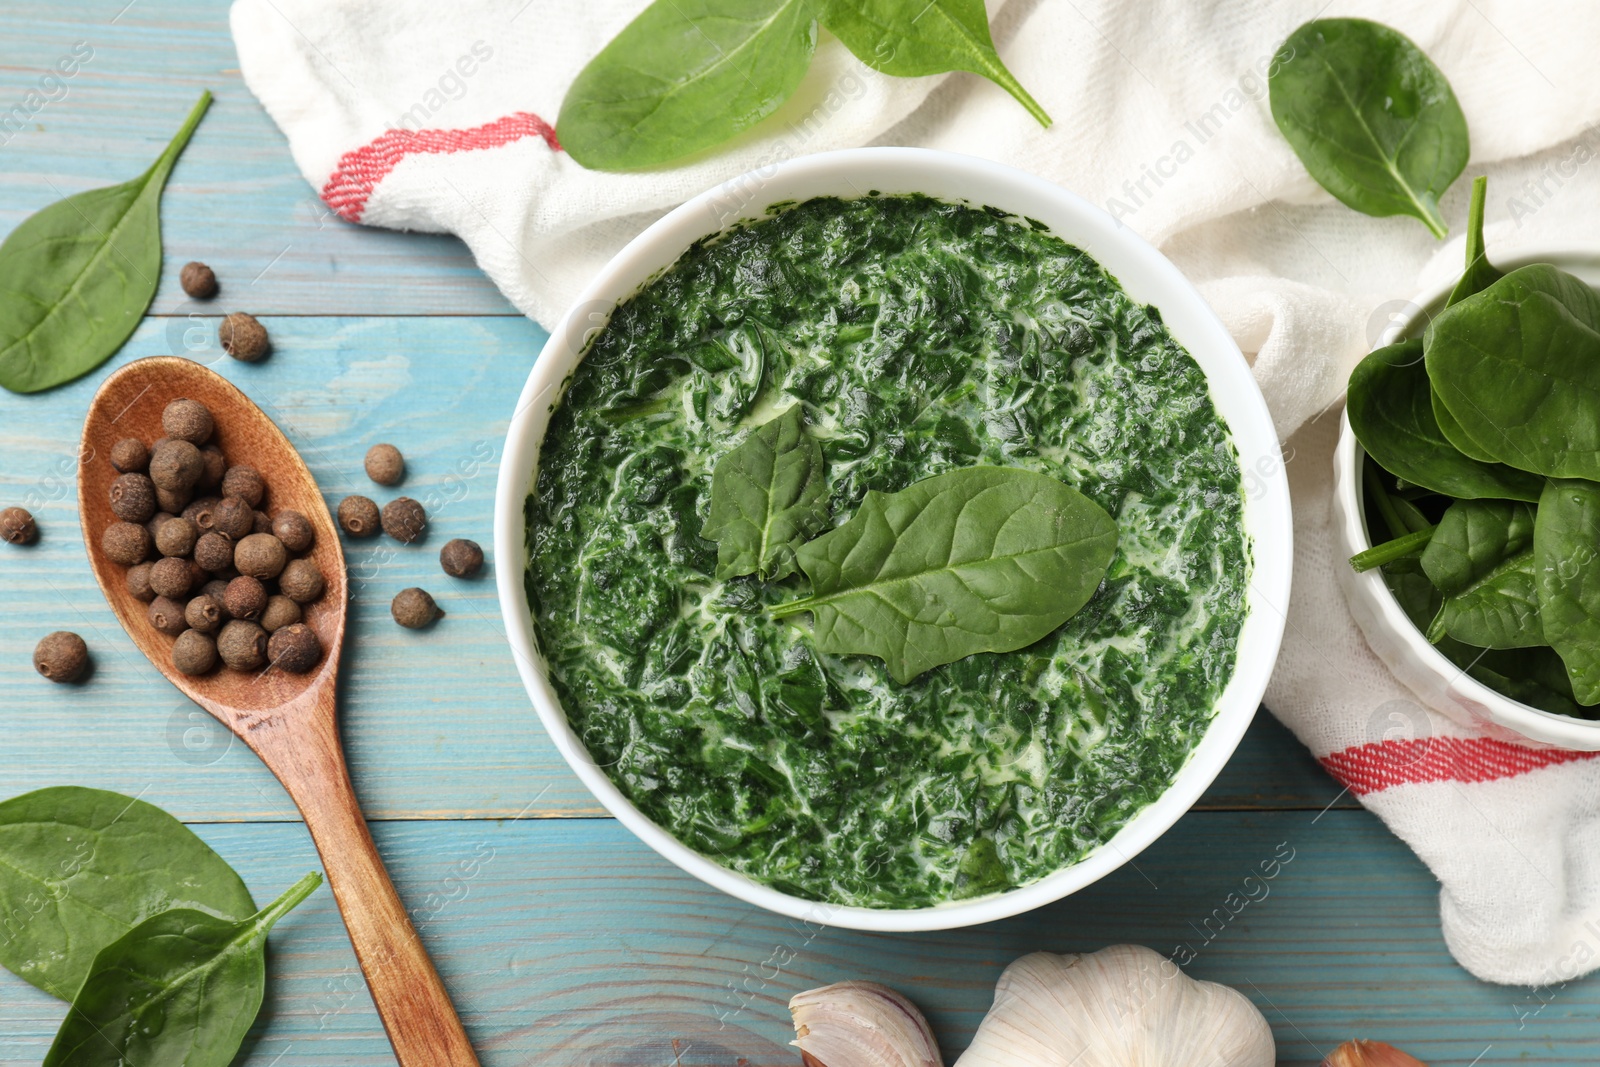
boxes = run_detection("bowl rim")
[493,146,1292,931]
[1333,246,1600,748]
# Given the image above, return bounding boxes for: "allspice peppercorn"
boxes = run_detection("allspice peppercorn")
[252,510,272,535]
[381,496,427,544]
[184,497,220,531]
[338,495,380,538]
[102,522,152,566]
[193,531,235,572]
[148,595,188,636]
[260,595,302,634]
[33,631,89,683]
[0,506,37,545]
[272,510,313,553]
[172,629,218,675]
[185,593,225,634]
[179,261,218,300]
[217,620,268,671]
[162,398,214,445]
[278,558,324,604]
[110,438,151,473]
[235,533,287,580]
[155,485,192,516]
[391,587,443,629]
[221,465,265,508]
[268,623,321,674]
[197,444,226,492]
[439,538,484,578]
[201,579,233,619]
[364,444,405,486]
[109,473,157,523]
[126,562,155,602]
[223,576,267,621]
[154,516,199,559]
[220,312,269,362]
[149,556,195,600]
[149,439,204,493]
[211,496,255,541]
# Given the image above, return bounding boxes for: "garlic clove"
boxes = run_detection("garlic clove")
[789,980,943,1067]
[954,946,1275,1067]
[1323,1039,1428,1067]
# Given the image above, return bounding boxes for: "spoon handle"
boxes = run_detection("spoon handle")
[264,716,480,1066]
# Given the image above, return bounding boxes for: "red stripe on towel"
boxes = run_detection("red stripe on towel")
[320,112,560,223]
[1321,736,1600,796]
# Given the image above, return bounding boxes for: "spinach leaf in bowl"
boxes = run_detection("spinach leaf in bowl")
[1534,479,1600,705]
[1268,18,1467,237]
[1426,548,1543,650]
[1421,499,1536,596]
[702,404,827,581]
[1427,263,1600,479]
[1346,338,1541,502]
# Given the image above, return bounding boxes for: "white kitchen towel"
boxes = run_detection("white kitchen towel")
[233,0,1600,985]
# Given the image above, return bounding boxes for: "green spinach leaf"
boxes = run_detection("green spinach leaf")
[1268,18,1467,237]
[1467,646,1588,718]
[44,872,320,1067]
[557,0,818,171]
[0,91,211,393]
[1347,338,1542,501]
[1426,548,1544,649]
[1421,499,1536,596]
[1446,176,1503,308]
[1534,478,1600,705]
[0,786,255,1000]
[1427,264,1600,479]
[702,404,827,580]
[820,0,1049,126]
[771,466,1117,683]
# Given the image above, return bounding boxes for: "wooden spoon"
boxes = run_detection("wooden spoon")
[78,356,479,1066]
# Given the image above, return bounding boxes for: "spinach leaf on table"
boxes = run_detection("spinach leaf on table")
[1268,18,1467,237]
[0,91,211,394]
[1421,499,1536,596]
[1426,548,1544,649]
[1427,264,1600,480]
[556,0,818,171]
[702,404,827,581]
[0,785,255,1000]
[1534,478,1600,705]
[771,466,1117,683]
[1346,337,1541,502]
[819,0,1050,125]
[44,872,321,1067]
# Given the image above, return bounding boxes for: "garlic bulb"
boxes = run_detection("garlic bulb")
[789,980,943,1067]
[954,945,1274,1067]
[1324,1039,1427,1067]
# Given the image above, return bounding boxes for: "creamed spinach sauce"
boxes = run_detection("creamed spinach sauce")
[527,195,1249,908]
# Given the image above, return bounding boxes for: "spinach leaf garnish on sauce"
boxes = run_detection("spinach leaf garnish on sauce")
[0,785,255,1000]
[1268,18,1467,237]
[0,91,211,394]
[772,466,1117,684]
[45,872,322,1067]
[702,404,827,581]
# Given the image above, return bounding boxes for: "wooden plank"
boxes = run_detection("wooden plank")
[0,314,1346,818]
[0,810,1585,1065]
[0,4,515,318]
[0,314,1345,819]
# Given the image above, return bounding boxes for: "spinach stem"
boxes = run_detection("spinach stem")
[1364,463,1412,539]
[1349,527,1435,572]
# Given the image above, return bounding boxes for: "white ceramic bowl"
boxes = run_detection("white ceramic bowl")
[495,148,1293,931]
[1333,248,1600,751]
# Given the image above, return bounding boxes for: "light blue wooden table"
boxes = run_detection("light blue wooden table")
[2,4,1595,1064]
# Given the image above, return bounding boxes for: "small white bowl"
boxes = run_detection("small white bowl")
[1333,248,1600,750]
[495,148,1292,931]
